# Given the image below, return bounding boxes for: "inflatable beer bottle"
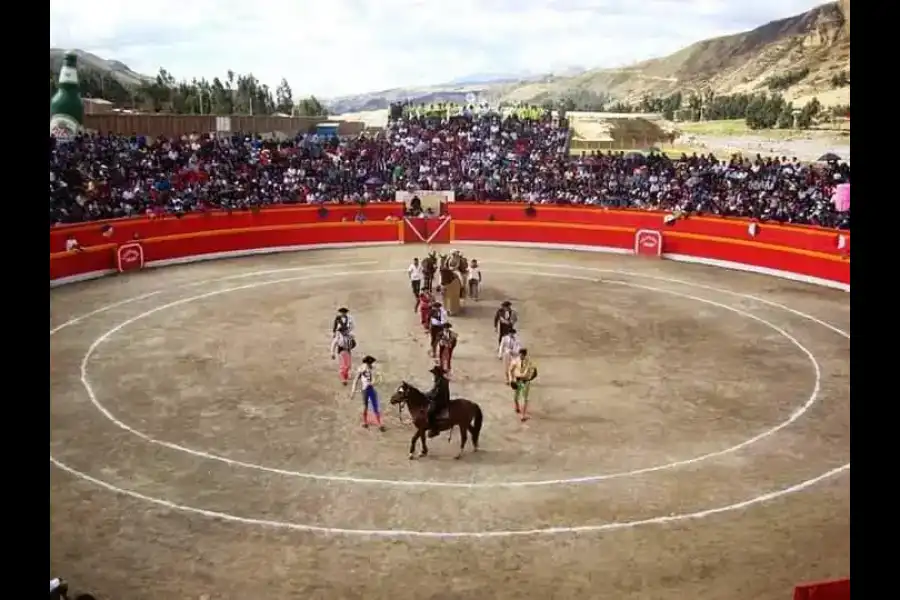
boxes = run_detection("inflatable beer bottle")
[50,52,84,142]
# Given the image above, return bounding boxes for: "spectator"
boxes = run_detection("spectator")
[49,105,849,229]
[64,235,83,252]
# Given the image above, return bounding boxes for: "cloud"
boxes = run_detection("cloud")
[49,0,826,98]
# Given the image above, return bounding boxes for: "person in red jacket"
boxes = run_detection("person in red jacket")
[417,290,433,332]
[437,322,458,374]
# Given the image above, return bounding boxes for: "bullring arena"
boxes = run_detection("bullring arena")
[50,217,850,600]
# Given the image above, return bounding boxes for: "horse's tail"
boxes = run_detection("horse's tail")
[471,402,484,446]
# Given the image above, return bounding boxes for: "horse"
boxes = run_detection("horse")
[422,252,438,292]
[389,382,483,460]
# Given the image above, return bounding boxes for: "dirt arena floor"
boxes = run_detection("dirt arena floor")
[49,244,850,600]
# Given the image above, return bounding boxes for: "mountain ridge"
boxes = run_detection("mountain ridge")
[326,1,849,112]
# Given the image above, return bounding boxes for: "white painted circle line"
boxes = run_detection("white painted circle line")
[49,260,379,335]
[50,262,849,341]
[49,455,849,538]
[66,267,828,488]
[513,262,850,340]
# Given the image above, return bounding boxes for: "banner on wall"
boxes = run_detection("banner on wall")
[832,183,850,212]
[395,190,455,214]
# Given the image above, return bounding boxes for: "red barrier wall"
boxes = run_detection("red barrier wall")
[50,221,402,283]
[448,204,849,289]
[50,203,405,253]
[793,577,850,600]
[448,204,851,255]
[49,204,850,291]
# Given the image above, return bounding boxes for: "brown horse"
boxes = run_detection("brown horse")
[389,382,483,460]
[421,253,438,292]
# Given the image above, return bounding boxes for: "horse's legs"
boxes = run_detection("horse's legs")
[468,426,479,451]
[420,431,429,457]
[455,425,469,459]
[408,430,420,459]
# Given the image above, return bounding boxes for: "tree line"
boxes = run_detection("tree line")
[49,65,328,117]
[542,88,849,131]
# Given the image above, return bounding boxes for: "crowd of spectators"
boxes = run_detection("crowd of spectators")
[49,106,850,229]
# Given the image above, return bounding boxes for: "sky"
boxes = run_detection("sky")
[49,0,828,99]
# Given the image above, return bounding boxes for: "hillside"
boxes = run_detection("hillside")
[497,1,849,107]
[49,48,154,88]
[325,1,849,113]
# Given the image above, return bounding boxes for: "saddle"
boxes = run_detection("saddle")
[430,400,456,422]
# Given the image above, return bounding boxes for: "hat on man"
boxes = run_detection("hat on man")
[338,307,349,313]
[362,355,377,364]
[429,365,445,375]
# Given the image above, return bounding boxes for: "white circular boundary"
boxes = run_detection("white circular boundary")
[49,455,849,539]
[70,267,822,488]
[48,260,851,538]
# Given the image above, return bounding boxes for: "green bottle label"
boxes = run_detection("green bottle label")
[58,66,79,85]
[50,114,80,142]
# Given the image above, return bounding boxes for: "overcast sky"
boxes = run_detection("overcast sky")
[49,0,827,99]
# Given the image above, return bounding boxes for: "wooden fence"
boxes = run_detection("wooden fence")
[83,114,365,138]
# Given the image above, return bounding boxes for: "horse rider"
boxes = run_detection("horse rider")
[351,355,385,431]
[429,300,449,358]
[508,347,538,421]
[407,257,424,308]
[332,307,355,335]
[425,364,451,437]
[498,326,522,384]
[423,251,437,292]
[467,258,482,300]
[330,324,356,385]
[437,322,459,373]
[447,249,462,271]
[494,300,518,346]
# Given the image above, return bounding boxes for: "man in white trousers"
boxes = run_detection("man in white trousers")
[498,327,522,384]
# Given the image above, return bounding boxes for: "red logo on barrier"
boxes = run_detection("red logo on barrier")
[634,230,662,257]
[117,243,145,273]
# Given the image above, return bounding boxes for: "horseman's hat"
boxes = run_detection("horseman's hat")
[338,307,349,313]
[443,322,452,328]
[518,348,528,356]
[501,300,512,307]
[362,355,377,364]
[433,301,442,306]
[430,365,445,375]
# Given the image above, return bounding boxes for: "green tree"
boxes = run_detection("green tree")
[795,97,822,129]
[777,102,795,129]
[830,71,850,88]
[275,78,294,114]
[764,68,810,91]
[296,96,328,117]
